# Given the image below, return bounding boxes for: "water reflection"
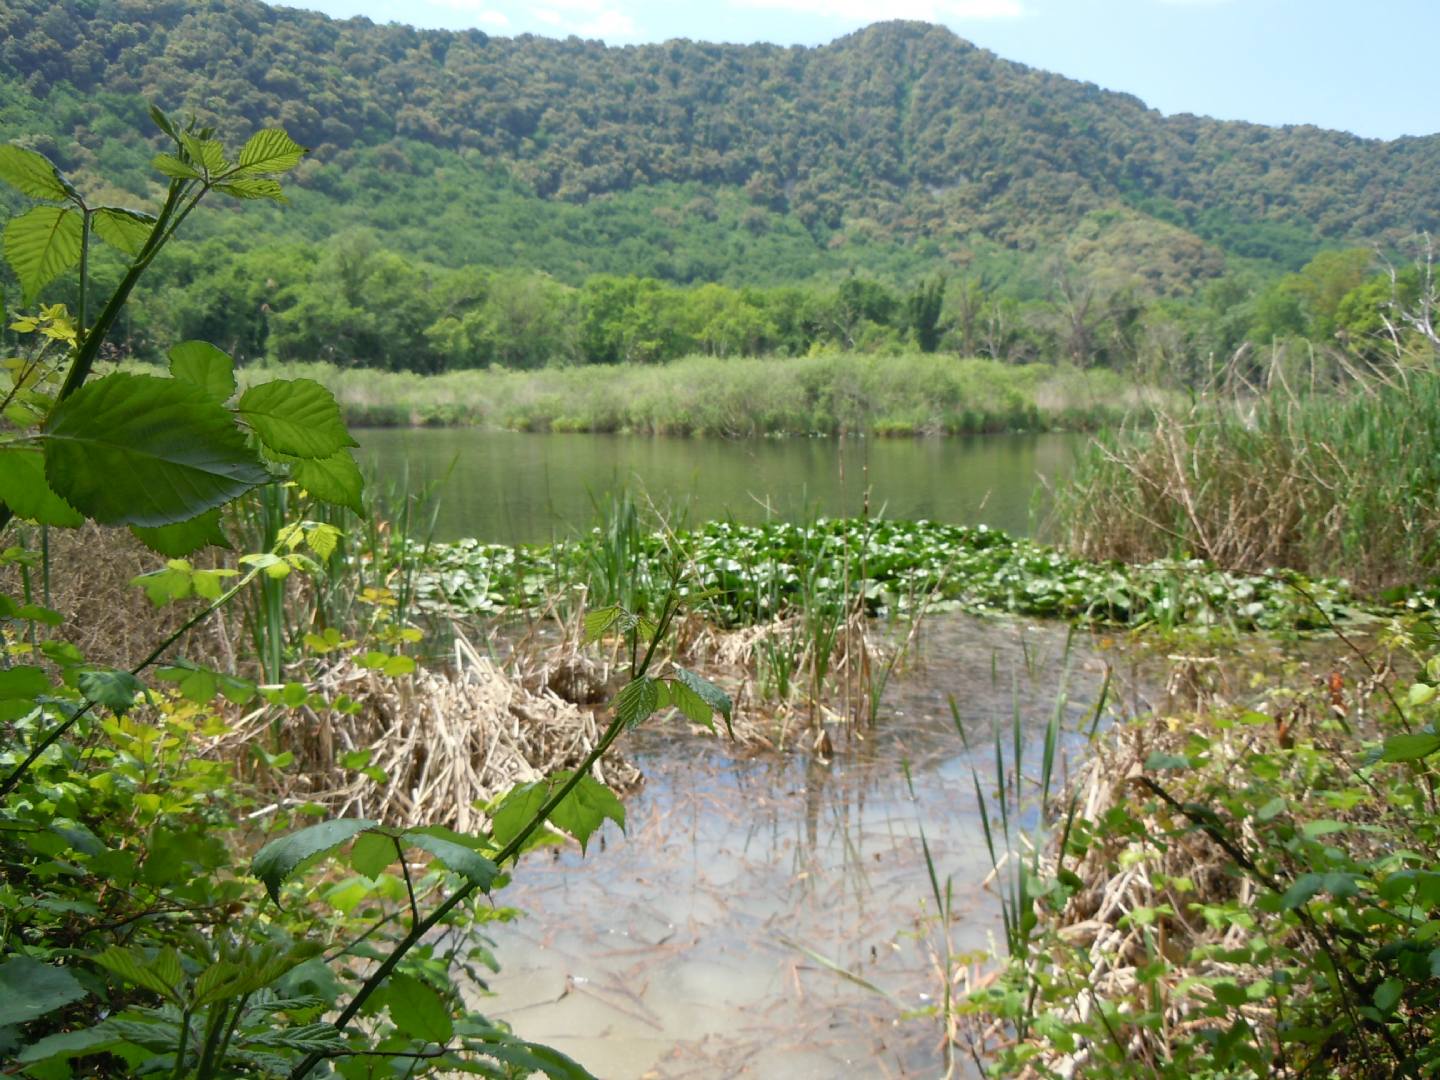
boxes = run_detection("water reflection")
[357,430,1083,544]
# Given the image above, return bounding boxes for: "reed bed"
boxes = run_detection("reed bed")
[1057,368,1440,592]
[214,632,639,832]
[240,354,1151,436]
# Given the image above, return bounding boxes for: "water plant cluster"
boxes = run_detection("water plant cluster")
[403,517,1364,633]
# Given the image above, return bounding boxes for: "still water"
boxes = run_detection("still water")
[361,430,1107,1077]
[480,616,1131,1079]
[356,430,1084,543]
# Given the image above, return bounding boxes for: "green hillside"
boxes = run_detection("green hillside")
[2,0,1437,375]
[4,0,1437,286]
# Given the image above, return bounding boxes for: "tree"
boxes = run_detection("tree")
[905,275,946,353]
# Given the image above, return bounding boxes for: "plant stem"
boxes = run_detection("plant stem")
[286,710,630,1080]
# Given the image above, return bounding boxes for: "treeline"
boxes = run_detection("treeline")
[33,229,1402,380]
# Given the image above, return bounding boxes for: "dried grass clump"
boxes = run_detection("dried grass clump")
[0,522,237,670]
[214,634,639,832]
[676,604,891,750]
[1057,368,1440,591]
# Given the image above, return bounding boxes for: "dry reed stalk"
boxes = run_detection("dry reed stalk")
[673,605,890,748]
[0,522,235,670]
[210,634,639,831]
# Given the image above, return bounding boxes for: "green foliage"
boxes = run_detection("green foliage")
[0,109,688,1080]
[1,2,1434,382]
[44,372,271,526]
[963,617,1440,1076]
[406,517,1364,634]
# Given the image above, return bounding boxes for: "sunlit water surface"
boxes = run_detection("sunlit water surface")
[357,429,1082,544]
[361,431,1128,1077]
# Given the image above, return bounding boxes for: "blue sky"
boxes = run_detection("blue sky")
[288,0,1438,140]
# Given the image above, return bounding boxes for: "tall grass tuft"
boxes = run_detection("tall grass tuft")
[1056,367,1440,591]
[240,354,1156,437]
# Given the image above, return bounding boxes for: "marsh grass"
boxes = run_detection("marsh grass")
[240,354,1154,437]
[1058,366,1440,592]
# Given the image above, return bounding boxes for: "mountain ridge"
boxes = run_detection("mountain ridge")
[1,0,1437,289]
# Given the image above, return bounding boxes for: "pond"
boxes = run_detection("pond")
[360,430,1110,1077]
[479,614,1135,1079]
[357,430,1084,544]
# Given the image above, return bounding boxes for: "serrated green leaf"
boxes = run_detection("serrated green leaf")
[488,782,551,853]
[152,153,201,180]
[131,508,229,557]
[180,134,227,175]
[547,772,625,852]
[349,830,395,880]
[666,678,716,733]
[78,668,145,715]
[215,178,286,202]
[672,667,732,735]
[1374,977,1404,1014]
[238,1022,347,1053]
[148,104,179,141]
[91,207,156,257]
[14,603,62,626]
[16,1025,124,1065]
[1144,752,1191,771]
[465,1030,593,1080]
[304,522,341,561]
[239,378,357,460]
[582,604,623,644]
[235,128,307,175]
[486,770,626,856]
[0,665,50,700]
[251,818,377,905]
[0,145,76,202]
[168,340,237,401]
[287,448,365,514]
[0,447,83,527]
[131,561,196,607]
[0,956,87,1026]
[4,205,83,303]
[1282,872,1324,910]
[615,676,659,729]
[44,372,269,526]
[91,946,183,1001]
[387,973,453,1044]
[402,831,498,890]
[155,662,219,704]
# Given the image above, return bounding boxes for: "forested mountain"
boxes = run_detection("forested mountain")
[3,0,1437,290]
[2,0,1437,376]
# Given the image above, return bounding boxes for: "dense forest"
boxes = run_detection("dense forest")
[1,0,1438,375]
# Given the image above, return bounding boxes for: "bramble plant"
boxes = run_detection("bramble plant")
[0,110,732,1078]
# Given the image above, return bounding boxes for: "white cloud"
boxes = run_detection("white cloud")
[532,0,640,38]
[426,0,511,26]
[731,0,1025,19]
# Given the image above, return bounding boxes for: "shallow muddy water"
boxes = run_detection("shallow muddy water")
[478,614,1131,1078]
